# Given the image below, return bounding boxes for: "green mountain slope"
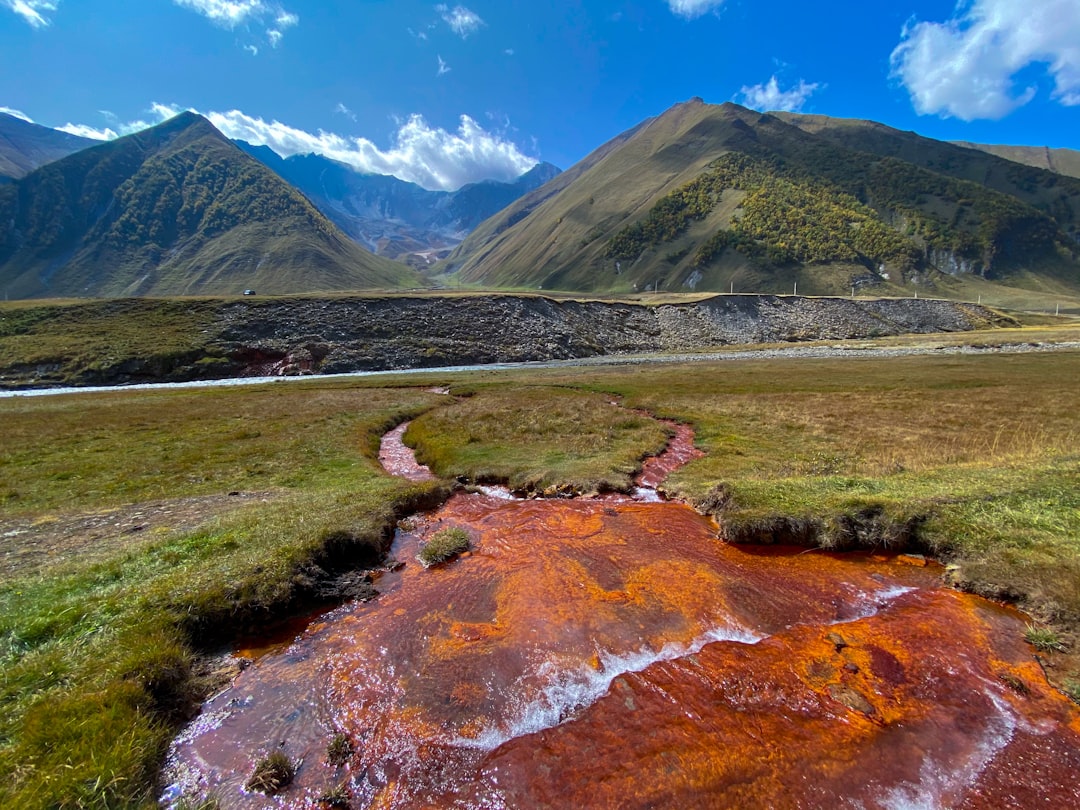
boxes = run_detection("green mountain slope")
[0,113,96,182]
[0,113,422,298]
[444,100,1080,297]
[950,142,1080,180]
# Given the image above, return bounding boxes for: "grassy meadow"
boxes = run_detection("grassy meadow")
[1,333,1079,807]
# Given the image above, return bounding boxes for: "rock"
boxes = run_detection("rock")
[827,683,875,715]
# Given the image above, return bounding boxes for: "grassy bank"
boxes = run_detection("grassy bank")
[0,382,447,808]
[405,385,669,493]
[2,345,1079,806]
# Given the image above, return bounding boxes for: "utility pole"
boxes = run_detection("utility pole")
[793,281,797,296]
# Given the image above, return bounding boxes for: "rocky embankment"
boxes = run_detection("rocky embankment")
[2,294,1010,388]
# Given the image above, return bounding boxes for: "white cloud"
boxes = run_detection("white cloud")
[56,123,119,140]
[172,1,298,47]
[738,76,820,112]
[3,0,58,28]
[243,43,258,56]
[0,105,33,122]
[890,0,1080,120]
[437,55,451,76]
[173,0,264,26]
[504,48,514,56]
[665,0,725,20]
[436,4,484,38]
[139,103,536,191]
[54,102,176,141]
[52,102,537,190]
[334,102,357,122]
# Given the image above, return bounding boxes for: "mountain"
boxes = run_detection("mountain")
[0,112,97,182]
[443,100,1080,297]
[236,141,560,265]
[950,142,1080,180]
[0,113,422,298]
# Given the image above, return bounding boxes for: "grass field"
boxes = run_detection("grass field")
[1,342,1079,807]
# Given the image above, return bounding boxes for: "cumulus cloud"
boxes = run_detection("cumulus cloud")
[75,103,534,191]
[3,0,58,28]
[665,0,725,20]
[738,76,820,112]
[436,4,484,38]
[891,0,1080,120]
[172,1,298,47]
[211,107,537,190]
[437,55,451,76]
[0,105,34,122]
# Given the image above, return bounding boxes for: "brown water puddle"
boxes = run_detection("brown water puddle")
[163,419,1080,809]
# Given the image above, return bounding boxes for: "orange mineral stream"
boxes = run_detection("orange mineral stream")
[163,425,1080,809]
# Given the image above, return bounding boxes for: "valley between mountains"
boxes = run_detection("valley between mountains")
[3,99,1080,306]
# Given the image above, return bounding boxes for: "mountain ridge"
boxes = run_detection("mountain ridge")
[0,113,421,298]
[0,112,97,182]
[444,100,1080,297]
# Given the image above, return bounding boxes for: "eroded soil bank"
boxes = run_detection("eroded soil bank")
[0,293,1009,389]
[163,419,1080,809]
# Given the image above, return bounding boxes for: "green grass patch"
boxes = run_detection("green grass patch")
[405,385,669,493]
[418,527,472,567]
[325,733,353,767]
[1063,679,1080,705]
[1025,624,1068,653]
[245,750,295,795]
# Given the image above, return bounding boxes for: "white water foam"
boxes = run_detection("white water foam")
[829,583,917,625]
[453,622,764,751]
[474,485,517,500]
[876,685,1018,810]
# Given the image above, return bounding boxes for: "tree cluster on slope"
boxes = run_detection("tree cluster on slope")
[604,148,1072,276]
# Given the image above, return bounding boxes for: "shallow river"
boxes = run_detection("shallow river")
[163,421,1080,809]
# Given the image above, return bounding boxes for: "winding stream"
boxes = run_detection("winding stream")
[163,416,1080,809]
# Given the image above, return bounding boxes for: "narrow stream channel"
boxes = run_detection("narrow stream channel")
[162,415,1080,809]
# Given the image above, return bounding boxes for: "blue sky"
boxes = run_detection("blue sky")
[1,1,1078,190]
